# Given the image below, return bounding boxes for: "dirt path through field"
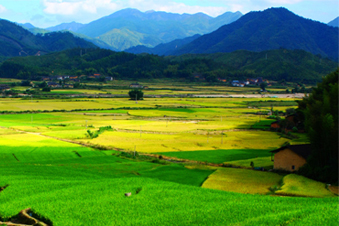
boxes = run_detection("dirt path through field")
[193,93,307,98]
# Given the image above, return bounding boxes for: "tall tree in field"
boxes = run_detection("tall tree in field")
[128,89,143,100]
[298,69,338,183]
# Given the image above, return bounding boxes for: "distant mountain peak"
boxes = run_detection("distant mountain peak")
[47,21,84,32]
[174,7,338,60]
[18,22,35,29]
[145,10,155,14]
[328,16,339,27]
[74,8,242,50]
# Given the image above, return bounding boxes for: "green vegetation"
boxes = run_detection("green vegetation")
[297,69,338,183]
[128,89,144,100]
[225,156,274,170]
[1,159,337,225]
[160,149,274,164]
[0,19,95,59]
[0,48,337,83]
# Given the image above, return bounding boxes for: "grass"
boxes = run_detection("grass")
[250,119,275,129]
[160,149,273,164]
[0,158,337,226]
[225,156,274,170]
[139,164,215,186]
[275,174,336,197]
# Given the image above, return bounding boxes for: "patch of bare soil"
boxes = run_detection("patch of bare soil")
[328,185,339,195]
[0,185,8,193]
[0,208,50,226]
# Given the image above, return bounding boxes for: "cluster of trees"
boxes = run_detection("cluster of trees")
[297,69,338,183]
[0,48,337,84]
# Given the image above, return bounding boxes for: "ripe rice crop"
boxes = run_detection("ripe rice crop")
[275,174,335,197]
[201,167,283,194]
[86,130,290,153]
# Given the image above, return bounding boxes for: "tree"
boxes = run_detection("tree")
[21,80,31,86]
[128,89,143,100]
[260,82,267,91]
[42,87,51,92]
[297,69,338,183]
[85,68,96,75]
[74,82,81,89]
[38,81,48,88]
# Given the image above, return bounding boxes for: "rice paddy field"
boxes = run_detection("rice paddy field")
[0,89,337,225]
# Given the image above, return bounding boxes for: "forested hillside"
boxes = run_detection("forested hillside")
[0,48,336,83]
[0,19,96,57]
[174,8,339,60]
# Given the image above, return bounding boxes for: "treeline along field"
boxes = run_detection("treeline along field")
[0,48,337,83]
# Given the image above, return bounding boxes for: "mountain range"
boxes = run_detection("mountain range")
[125,34,201,55]
[44,8,243,51]
[171,8,338,60]
[0,7,338,63]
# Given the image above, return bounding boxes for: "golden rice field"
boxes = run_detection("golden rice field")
[276,174,336,197]
[85,130,290,153]
[0,97,299,112]
[201,167,283,194]
[0,96,305,160]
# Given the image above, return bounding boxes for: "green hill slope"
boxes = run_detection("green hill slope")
[0,19,96,57]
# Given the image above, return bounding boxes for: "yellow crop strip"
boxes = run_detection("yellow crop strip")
[85,130,290,153]
[202,167,283,194]
[276,174,335,197]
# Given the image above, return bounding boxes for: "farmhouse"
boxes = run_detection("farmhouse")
[0,84,10,92]
[63,84,74,88]
[129,82,143,89]
[270,144,311,172]
[105,76,113,81]
[47,82,61,88]
[270,121,280,130]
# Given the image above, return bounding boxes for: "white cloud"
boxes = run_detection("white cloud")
[39,0,337,26]
[0,4,7,13]
[41,0,231,18]
[264,0,303,3]
[135,1,228,17]
[42,0,118,15]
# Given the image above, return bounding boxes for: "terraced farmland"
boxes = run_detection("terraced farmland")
[0,94,337,225]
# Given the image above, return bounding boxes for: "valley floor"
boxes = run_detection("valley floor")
[0,94,337,225]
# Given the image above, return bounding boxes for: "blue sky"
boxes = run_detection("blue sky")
[0,0,337,28]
